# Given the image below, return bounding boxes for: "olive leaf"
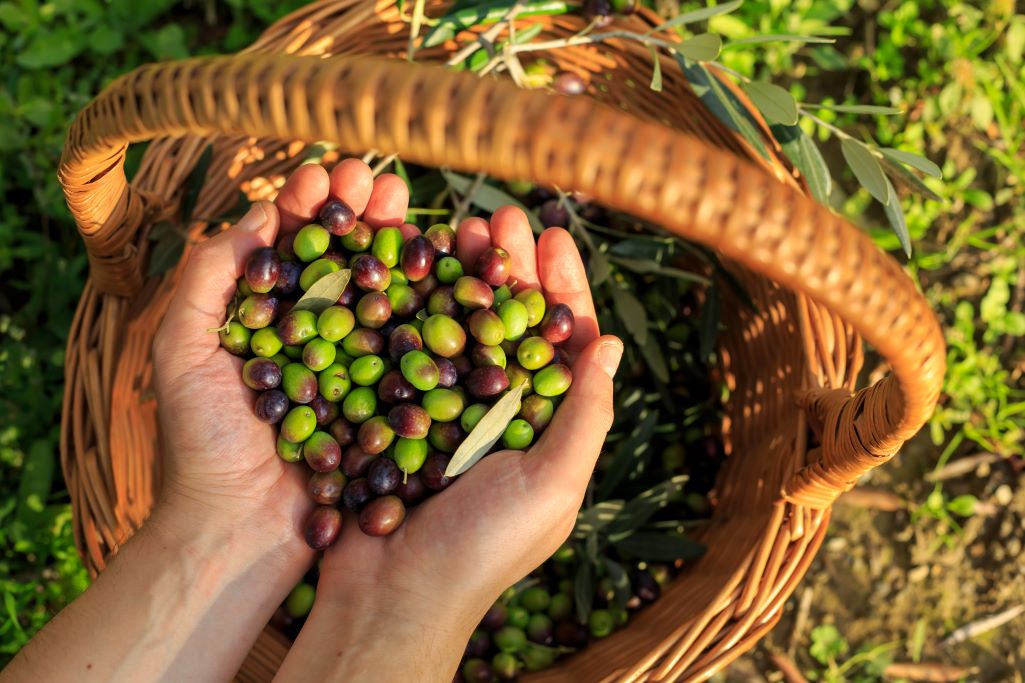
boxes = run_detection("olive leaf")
[589,249,612,287]
[742,81,798,126]
[613,531,704,561]
[573,500,626,538]
[610,284,648,346]
[882,174,912,258]
[595,409,658,501]
[840,138,890,205]
[678,58,770,159]
[445,381,527,476]
[805,103,902,115]
[292,269,351,314]
[725,34,836,47]
[606,474,689,540]
[880,148,942,178]
[649,0,741,32]
[147,221,186,277]
[771,123,832,205]
[672,33,722,62]
[573,558,594,624]
[639,335,670,384]
[879,154,942,202]
[442,170,543,233]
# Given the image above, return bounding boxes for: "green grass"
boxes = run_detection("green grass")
[0,0,1021,670]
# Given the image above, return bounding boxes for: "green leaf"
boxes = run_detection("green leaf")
[771,124,832,205]
[144,23,189,60]
[446,380,527,476]
[573,559,594,623]
[879,155,942,202]
[742,81,798,125]
[147,226,185,277]
[89,24,126,56]
[805,103,902,115]
[16,440,55,519]
[882,175,911,258]
[840,138,889,204]
[602,558,632,610]
[0,3,32,31]
[606,474,689,539]
[612,531,704,561]
[677,58,769,159]
[292,269,352,315]
[809,624,848,664]
[725,34,835,46]
[649,0,742,32]
[16,28,85,68]
[648,45,663,92]
[441,170,544,234]
[595,409,659,501]
[671,33,722,62]
[181,145,214,226]
[639,334,670,384]
[574,500,625,537]
[424,0,570,48]
[946,494,977,517]
[610,284,648,346]
[880,148,942,178]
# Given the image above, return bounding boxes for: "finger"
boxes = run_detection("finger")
[537,228,599,351]
[527,336,622,487]
[363,174,409,229]
[489,205,539,291]
[275,164,331,233]
[456,217,491,268]
[159,202,279,356]
[328,158,375,216]
[399,223,421,242]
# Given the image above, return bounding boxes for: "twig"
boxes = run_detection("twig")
[506,29,682,56]
[883,662,977,682]
[925,452,1002,482]
[768,651,809,683]
[836,487,905,511]
[449,172,486,227]
[942,604,1025,647]
[406,0,427,62]
[788,587,814,657]
[371,154,398,176]
[447,0,527,66]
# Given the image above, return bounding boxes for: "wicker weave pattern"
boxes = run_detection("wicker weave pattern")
[58,3,944,681]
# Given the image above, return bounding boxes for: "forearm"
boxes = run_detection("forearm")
[274,586,479,683]
[5,500,313,683]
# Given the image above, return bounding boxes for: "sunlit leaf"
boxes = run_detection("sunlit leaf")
[841,138,889,204]
[742,81,799,126]
[292,269,352,314]
[446,381,527,476]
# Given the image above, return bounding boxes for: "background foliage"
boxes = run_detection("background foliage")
[1,0,1022,677]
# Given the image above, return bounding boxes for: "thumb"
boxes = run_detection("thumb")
[527,335,622,488]
[158,201,279,357]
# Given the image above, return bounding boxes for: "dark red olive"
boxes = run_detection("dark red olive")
[539,303,575,343]
[388,403,432,439]
[328,418,356,448]
[395,472,426,505]
[553,71,587,96]
[451,355,473,378]
[539,199,569,228]
[421,452,453,491]
[378,369,417,404]
[337,281,358,306]
[631,569,661,603]
[341,444,376,478]
[474,247,511,287]
[304,505,342,549]
[254,390,289,423]
[427,421,465,454]
[481,604,507,631]
[466,365,510,399]
[388,324,423,362]
[400,236,435,282]
[276,232,297,260]
[466,630,491,658]
[358,495,406,536]
[554,620,589,647]
[367,457,402,495]
[427,286,461,317]
[411,273,439,298]
[245,247,282,294]
[310,395,339,426]
[358,416,396,455]
[304,432,342,473]
[424,223,456,255]
[319,199,357,236]
[342,477,372,510]
[309,470,346,505]
[351,254,391,291]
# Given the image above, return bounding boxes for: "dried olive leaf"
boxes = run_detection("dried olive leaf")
[612,531,704,561]
[292,269,351,314]
[840,138,890,204]
[602,557,633,610]
[445,381,527,476]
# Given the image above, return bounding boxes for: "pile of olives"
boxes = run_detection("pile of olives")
[220,199,575,547]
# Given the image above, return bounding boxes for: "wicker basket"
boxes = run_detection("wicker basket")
[58,1,945,680]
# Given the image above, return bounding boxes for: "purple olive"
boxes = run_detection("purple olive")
[309,470,346,505]
[341,443,377,478]
[400,235,436,282]
[328,418,356,447]
[420,452,453,491]
[273,260,302,296]
[427,285,461,317]
[367,457,402,495]
[411,273,440,298]
[319,199,357,236]
[378,369,417,404]
[539,199,569,228]
[242,357,282,391]
[395,472,426,505]
[342,477,372,510]
[351,254,391,291]
[304,505,342,549]
[466,365,510,399]
[435,357,458,388]
[427,421,465,454]
[276,232,297,261]
[244,247,282,294]
[310,395,339,426]
[358,495,406,536]
[254,390,289,423]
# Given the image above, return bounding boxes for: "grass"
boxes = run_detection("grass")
[0,0,1022,675]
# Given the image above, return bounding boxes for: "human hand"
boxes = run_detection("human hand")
[277,202,622,683]
[151,160,410,552]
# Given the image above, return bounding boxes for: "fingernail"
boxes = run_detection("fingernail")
[236,202,267,232]
[597,339,623,379]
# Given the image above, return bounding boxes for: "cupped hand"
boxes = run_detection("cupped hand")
[288,198,622,682]
[151,160,411,545]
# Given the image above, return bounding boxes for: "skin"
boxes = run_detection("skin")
[4,161,621,683]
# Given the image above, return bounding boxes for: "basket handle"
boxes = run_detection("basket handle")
[59,53,945,506]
